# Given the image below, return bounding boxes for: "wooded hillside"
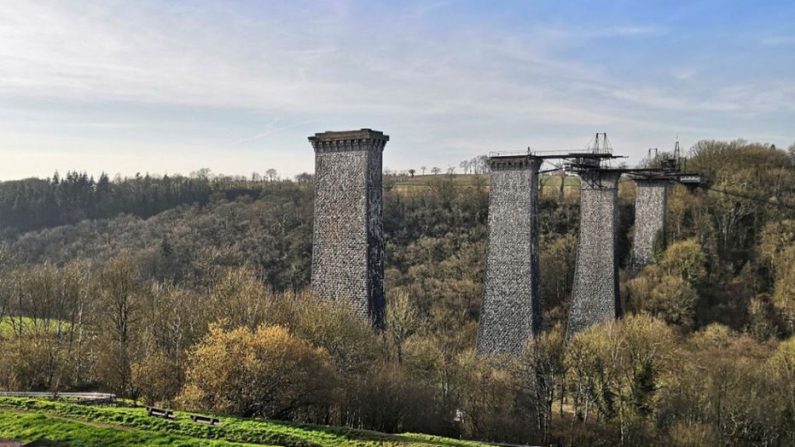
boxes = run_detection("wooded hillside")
[0,139,794,446]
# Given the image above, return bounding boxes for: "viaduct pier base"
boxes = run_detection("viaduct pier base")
[567,170,622,336]
[477,155,543,355]
[308,129,389,329]
[631,179,668,270]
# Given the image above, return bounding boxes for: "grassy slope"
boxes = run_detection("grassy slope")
[0,411,260,447]
[0,398,492,447]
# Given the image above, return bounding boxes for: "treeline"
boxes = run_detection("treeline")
[0,140,794,446]
[0,170,297,236]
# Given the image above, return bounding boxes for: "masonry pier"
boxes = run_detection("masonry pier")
[309,129,389,328]
[477,155,543,355]
[631,179,668,270]
[567,170,623,336]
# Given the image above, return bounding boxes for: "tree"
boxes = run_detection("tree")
[265,169,278,182]
[626,267,698,329]
[518,325,566,443]
[421,166,427,175]
[94,254,143,395]
[659,239,707,286]
[456,352,534,443]
[295,172,313,184]
[386,290,420,363]
[190,168,212,179]
[772,246,795,335]
[566,315,676,445]
[431,167,441,175]
[354,363,438,434]
[768,336,795,422]
[540,234,577,323]
[131,351,181,405]
[178,324,337,419]
[408,169,416,178]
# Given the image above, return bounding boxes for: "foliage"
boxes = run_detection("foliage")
[518,324,567,443]
[625,268,698,329]
[132,351,183,406]
[178,324,338,420]
[565,315,676,445]
[658,239,707,286]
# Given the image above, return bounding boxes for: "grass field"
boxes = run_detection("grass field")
[391,173,581,198]
[0,317,74,337]
[0,398,494,447]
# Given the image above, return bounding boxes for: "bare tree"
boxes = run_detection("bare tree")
[431,167,441,175]
[295,173,313,184]
[95,255,142,395]
[386,291,420,363]
[190,168,212,180]
[421,166,427,175]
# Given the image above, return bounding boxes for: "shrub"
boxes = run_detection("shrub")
[131,351,182,405]
[177,324,338,420]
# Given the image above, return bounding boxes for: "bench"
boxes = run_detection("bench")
[190,414,221,426]
[146,406,175,420]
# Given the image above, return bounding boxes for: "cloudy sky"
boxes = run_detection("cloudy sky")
[0,0,793,180]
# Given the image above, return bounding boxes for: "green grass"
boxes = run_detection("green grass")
[392,173,580,192]
[391,174,488,194]
[0,317,73,337]
[0,398,493,447]
[0,411,259,446]
[391,173,582,202]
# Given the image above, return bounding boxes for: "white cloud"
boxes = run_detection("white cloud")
[0,1,791,179]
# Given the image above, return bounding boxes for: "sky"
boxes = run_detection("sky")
[0,0,793,180]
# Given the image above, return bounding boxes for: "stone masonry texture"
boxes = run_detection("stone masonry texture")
[567,170,623,336]
[309,129,389,328]
[477,156,543,355]
[631,179,668,270]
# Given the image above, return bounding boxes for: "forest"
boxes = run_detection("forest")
[0,139,794,446]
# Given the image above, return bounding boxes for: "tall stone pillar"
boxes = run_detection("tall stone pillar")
[308,129,389,328]
[631,179,668,270]
[567,170,622,336]
[477,155,543,355]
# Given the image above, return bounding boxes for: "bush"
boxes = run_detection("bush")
[178,324,338,420]
[131,351,182,406]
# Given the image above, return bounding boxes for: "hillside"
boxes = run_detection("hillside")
[0,141,794,445]
[0,398,493,447]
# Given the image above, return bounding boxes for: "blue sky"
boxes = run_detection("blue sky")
[0,0,793,180]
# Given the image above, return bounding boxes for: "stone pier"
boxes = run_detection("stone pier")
[631,179,668,270]
[308,129,389,328]
[477,155,543,355]
[567,170,623,336]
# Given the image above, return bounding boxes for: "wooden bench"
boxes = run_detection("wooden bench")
[190,414,220,426]
[146,406,175,420]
